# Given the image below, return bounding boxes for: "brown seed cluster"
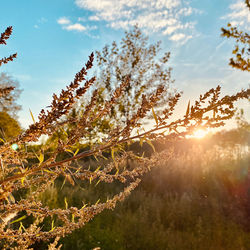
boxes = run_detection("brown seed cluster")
[0,26,249,249]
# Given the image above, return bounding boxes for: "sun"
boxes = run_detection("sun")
[191,129,208,139]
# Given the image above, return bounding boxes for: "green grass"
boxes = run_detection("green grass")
[39,140,250,250]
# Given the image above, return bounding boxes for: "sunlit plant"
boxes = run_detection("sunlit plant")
[0,26,249,249]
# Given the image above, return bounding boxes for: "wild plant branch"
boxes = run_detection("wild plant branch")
[1,87,248,186]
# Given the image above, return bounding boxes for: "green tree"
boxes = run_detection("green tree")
[0,111,21,141]
[0,72,22,118]
[0,27,22,141]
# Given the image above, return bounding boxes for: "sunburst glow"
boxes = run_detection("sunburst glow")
[192,129,208,139]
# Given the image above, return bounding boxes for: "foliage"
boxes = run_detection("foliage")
[221,1,250,71]
[0,72,22,118]
[59,141,250,250]
[0,26,21,118]
[73,26,175,141]
[0,111,21,141]
[0,24,249,250]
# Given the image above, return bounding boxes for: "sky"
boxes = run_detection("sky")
[0,0,249,129]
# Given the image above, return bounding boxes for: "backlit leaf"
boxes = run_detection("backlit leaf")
[152,107,158,125]
[146,140,155,152]
[10,215,27,224]
[74,148,79,156]
[186,100,190,117]
[29,109,35,123]
[64,197,68,209]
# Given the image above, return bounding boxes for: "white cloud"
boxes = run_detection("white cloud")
[169,33,192,45]
[75,0,201,44]
[63,23,86,31]
[89,15,100,21]
[177,7,193,17]
[163,22,195,35]
[170,33,185,41]
[222,0,250,30]
[57,17,71,25]
[57,17,98,34]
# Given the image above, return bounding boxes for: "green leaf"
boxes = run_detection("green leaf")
[38,153,44,164]
[80,204,87,210]
[93,154,99,162]
[115,168,119,176]
[18,222,26,232]
[74,148,79,156]
[111,148,115,162]
[49,220,56,232]
[100,154,108,160]
[134,152,145,159]
[44,169,55,174]
[94,166,101,173]
[33,151,44,165]
[95,179,101,187]
[139,138,144,147]
[64,197,68,209]
[60,177,66,190]
[29,109,36,123]
[152,107,158,125]
[21,177,25,186]
[65,149,74,154]
[10,215,27,224]
[185,100,190,117]
[61,128,68,136]
[146,140,155,152]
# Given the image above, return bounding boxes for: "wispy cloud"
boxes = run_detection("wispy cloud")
[170,33,186,41]
[222,0,250,30]
[63,23,86,31]
[34,17,48,29]
[169,33,192,45]
[75,0,201,44]
[57,17,71,25]
[57,17,97,33]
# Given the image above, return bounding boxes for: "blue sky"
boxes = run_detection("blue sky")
[0,0,249,128]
